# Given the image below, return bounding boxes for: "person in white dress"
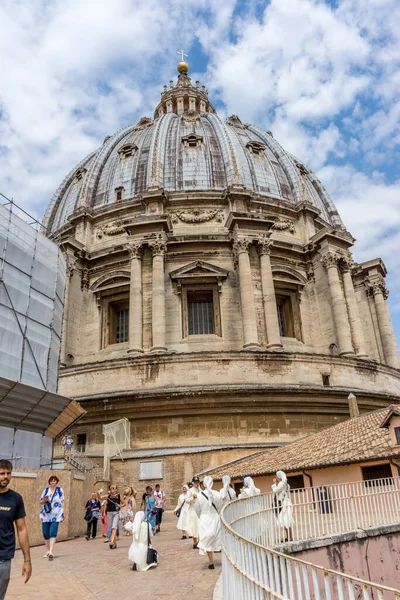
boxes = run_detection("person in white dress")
[195,475,222,570]
[187,485,200,549]
[174,484,192,539]
[219,475,236,505]
[125,511,157,571]
[272,470,293,541]
[238,476,260,498]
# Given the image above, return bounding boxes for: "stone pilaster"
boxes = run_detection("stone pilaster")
[233,237,260,349]
[149,238,167,352]
[321,251,354,356]
[257,238,282,350]
[127,243,143,353]
[367,279,399,368]
[60,256,76,366]
[340,257,367,357]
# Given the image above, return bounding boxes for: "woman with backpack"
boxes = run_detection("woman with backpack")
[39,475,65,560]
[84,492,101,540]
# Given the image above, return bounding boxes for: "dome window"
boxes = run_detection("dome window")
[115,187,124,202]
[246,141,266,156]
[182,134,203,149]
[73,168,86,183]
[118,144,137,159]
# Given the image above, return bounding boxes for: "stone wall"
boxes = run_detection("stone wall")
[10,469,94,547]
[108,447,263,507]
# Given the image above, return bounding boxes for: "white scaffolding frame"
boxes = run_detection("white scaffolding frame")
[103,418,131,481]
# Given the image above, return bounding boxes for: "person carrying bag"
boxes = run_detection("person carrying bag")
[146,521,158,567]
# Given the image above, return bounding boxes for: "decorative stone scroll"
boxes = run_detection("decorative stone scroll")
[171,209,224,224]
[96,220,125,239]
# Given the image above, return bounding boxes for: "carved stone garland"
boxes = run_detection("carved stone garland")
[171,209,224,224]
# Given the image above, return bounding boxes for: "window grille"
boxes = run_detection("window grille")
[362,463,393,486]
[188,290,214,335]
[115,309,129,343]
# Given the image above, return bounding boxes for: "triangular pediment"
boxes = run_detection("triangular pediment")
[169,261,229,280]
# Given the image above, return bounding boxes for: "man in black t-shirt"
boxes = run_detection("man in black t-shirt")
[0,459,32,600]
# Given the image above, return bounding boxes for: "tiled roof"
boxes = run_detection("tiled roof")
[201,405,400,481]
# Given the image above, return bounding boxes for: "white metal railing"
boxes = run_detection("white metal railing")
[221,477,400,600]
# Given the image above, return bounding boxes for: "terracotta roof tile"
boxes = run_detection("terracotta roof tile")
[202,405,400,481]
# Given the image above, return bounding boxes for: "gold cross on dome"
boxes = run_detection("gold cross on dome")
[177,49,188,62]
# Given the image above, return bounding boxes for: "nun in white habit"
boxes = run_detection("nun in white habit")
[174,484,192,539]
[238,476,261,498]
[219,475,236,505]
[272,470,293,540]
[125,511,157,571]
[195,475,222,570]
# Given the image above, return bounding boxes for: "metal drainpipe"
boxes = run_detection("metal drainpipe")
[303,470,316,510]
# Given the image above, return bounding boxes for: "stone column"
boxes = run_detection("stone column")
[369,280,399,368]
[149,238,167,352]
[233,237,260,349]
[340,258,367,357]
[322,251,354,356]
[60,257,75,366]
[127,243,143,353]
[257,238,282,350]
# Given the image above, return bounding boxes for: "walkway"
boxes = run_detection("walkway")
[6,513,221,599]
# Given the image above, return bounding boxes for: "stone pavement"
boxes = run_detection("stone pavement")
[6,513,221,599]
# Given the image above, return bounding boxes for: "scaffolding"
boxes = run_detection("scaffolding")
[103,418,131,481]
[0,194,66,392]
[0,194,67,467]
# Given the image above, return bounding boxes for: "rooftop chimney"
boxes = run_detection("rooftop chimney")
[348,393,359,419]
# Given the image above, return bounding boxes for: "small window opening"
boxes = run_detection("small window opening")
[73,168,86,183]
[76,433,87,453]
[118,143,137,159]
[395,427,400,445]
[182,134,203,149]
[188,290,214,335]
[109,301,129,344]
[322,375,330,387]
[287,474,305,490]
[362,464,393,486]
[276,295,294,338]
[115,187,124,202]
[246,141,266,156]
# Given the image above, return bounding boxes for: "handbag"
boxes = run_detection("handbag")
[175,499,185,518]
[43,487,58,514]
[146,522,158,566]
[84,508,93,523]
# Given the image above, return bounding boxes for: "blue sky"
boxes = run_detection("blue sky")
[0,0,399,345]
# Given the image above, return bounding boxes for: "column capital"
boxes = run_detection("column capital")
[232,236,252,256]
[366,278,389,300]
[256,236,273,256]
[338,252,355,273]
[126,242,143,260]
[321,250,341,269]
[149,237,167,257]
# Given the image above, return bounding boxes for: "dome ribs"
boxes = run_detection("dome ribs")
[47,113,344,232]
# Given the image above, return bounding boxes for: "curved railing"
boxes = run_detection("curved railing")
[220,479,400,599]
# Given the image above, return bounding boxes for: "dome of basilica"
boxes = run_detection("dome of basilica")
[48,62,399,503]
[44,68,342,234]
